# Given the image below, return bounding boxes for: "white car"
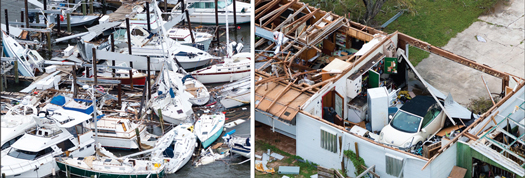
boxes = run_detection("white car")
[379,96,446,149]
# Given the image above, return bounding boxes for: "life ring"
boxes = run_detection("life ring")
[60,15,64,22]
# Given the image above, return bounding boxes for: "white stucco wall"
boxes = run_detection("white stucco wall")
[295,113,461,178]
[296,112,344,168]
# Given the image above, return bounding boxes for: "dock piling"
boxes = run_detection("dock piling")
[135,128,142,150]
[14,61,19,84]
[126,17,132,55]
[112,61,116,78]
[164,0,167,20]
[102,0,107,15]
[215,0,219,43]
[118,84,122,106]
[20,11,24,28]
[47,32,52,51]
[82,0,86,16]
[89,0,94,14]
[146,2,151,31]
[24,0,29,28]
[67,13,71,32]
[129,61,133,90]
[147,56,151,99]
[181,0,185,25]
[233,0,237,32]
[92,48,98,86]
[43,0,47,24]
[4,9,9,35]
[158,109,165,134]
[72,65,78,97]
[56,13,61,36]
[184,10,195,44]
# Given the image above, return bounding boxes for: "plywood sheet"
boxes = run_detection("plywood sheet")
[322,58,352,72]
[255,81,312,122]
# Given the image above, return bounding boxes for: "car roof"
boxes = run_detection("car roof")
[400,95,437,117]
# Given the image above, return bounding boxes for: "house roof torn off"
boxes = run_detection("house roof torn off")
[255,0,525,177]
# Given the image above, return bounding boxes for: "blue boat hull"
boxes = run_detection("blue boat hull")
[201,125,224,149]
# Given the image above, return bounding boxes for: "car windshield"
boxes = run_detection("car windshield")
[390,110,422,133]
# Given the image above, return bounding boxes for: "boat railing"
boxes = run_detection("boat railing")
[26,127,63,138]
[2,154,54,173]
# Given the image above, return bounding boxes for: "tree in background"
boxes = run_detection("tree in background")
[362,0,386,25]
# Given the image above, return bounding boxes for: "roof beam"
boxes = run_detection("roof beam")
[260,0,295,24]
[255,0,281,20]
[262,0,297,28]
[398,32,510,79]
[273,4,307,31]
[284,9,319,35]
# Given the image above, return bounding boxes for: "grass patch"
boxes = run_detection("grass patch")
[301,0,501,66]
[468,96,500,114]
[255,140,318,178]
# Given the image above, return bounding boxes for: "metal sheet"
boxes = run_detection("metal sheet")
[81,22,121,42]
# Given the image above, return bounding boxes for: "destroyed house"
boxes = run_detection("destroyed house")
[254,0,525,177]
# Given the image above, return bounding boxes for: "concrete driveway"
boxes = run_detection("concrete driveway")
[415,0,524,105]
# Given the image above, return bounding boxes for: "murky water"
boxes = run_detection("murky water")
[1,0,251,177]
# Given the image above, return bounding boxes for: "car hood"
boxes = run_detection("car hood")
[380,125,418,147]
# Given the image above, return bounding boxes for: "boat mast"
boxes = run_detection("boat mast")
[224,0,230,58]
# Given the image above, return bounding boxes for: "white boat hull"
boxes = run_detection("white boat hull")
[178,58,213,70]
[179,38,213,52]
[220,91,250,109]
[193,70,250,84]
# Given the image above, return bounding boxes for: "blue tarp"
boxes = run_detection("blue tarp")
[50,95,66,106]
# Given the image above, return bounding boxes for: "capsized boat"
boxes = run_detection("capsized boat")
[214,76,250,109]
[153,123,197,173]
[1,30,44,77]
[1,97,37,151]
[168,71,210,106]
[150,88,194,125]
[0,109,95,178]
[191,52,251,84]
[194,113,225,148]
[195,147,230,166]
[223,133,250,158]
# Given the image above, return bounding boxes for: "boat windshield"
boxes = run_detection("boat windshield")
[7,147,53,160]
[390,110,422,133]
[217,0,232,9]
[189,0,231,9]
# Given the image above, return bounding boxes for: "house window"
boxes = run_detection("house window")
[320,129,337,153]
[385,153,403,177]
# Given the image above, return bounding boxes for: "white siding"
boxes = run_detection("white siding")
[295,113,434,178]
[429,142,457,178]
[296,113,343,169]
[341,132,431,178]
[255,111,296,138]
